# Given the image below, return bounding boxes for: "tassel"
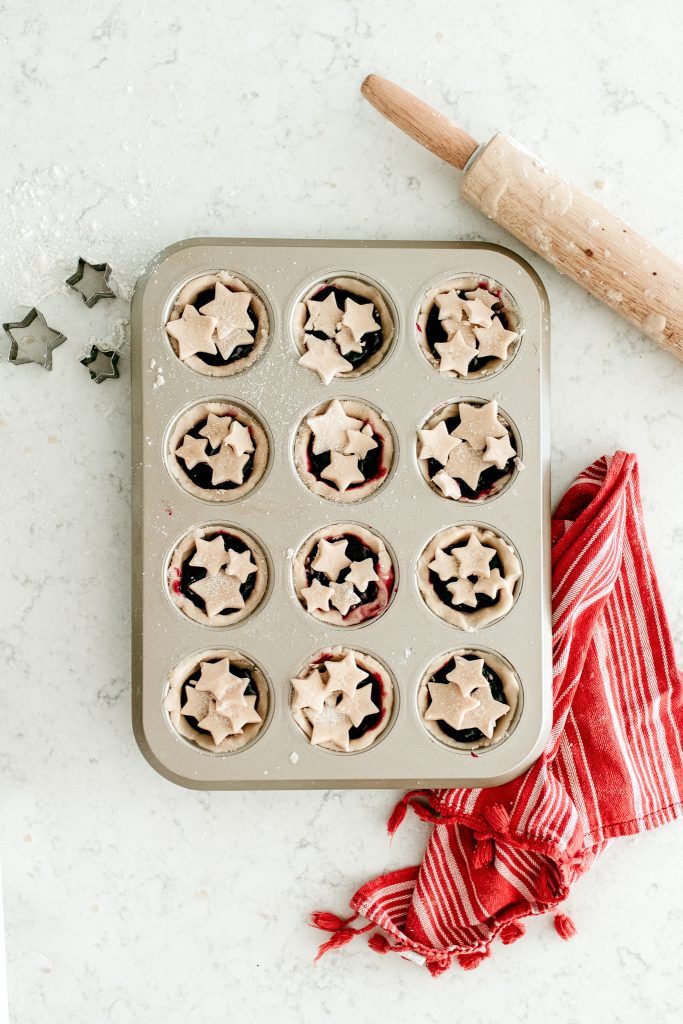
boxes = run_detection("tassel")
[456,948,490,971]
[387,796,409,836]
[367,933,393,955]
[554,913,577,941]
[499,921,526,945]
[484,802,510,833]
[427,953,454,977]
[472,836,495,869]
[314,928,357,961]
[310,911,356,932]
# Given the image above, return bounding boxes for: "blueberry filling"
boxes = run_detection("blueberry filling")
[305,534,379,606]
[306,284,384,368]
[430,546,505,613]
[424,283,512,373]
[313,664,385,740]
[175,531,256,616]
[177,416,254,490]
[307,428,383,489]
[425,413,515,500]
[187,285,257,366]
[428,654,508,744]
[181,662,258,738]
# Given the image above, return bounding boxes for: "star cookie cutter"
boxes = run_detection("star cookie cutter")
[80,345,120,383]
[3,308,66,369]
[66,257,116,307]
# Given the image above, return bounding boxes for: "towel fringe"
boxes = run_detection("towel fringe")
[386,789,438,836]
[310,911,357,932]
[484,802,511,833]
[554,912,577,940]
[499,920,526,945]
[472,836,495,868]
[456,948,490,971]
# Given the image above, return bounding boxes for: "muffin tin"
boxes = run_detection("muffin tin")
[131,238,551,789]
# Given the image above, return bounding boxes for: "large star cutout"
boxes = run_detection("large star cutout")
[435,331,477,375]
[175,434,209,470]
[425,681,479,731]
[418,421,460,466]
[190,572,245,617]
[311,538,351,582]
[291,670,327,713]
[338,683,378,728]
[453,401,507,452]
[224,420,254,457]
[190,536,230,576]
[474,569,507,600]
[307,399,363,455]
[4,308,65,369]
[181,685,212,722]
[434,289,467,321]
[341,298,379,344]
[199,413,233,449]
[199,282,253,347]
[166,305,218,361]
[80,345,120,383]
[324,651,368,698]
[195,658,249,703]
[462,297,494,327]
[452,534,496,579]
[214,694,262,733]
[305,704,354,751]
[460,687,509,739]
[304,292,343,337]
[196,711,235,745]
[482,433,516,470]
[298,337,352,384]
[300,578,334,612]
[447,578,478,607]
[344,427,378,459]
[320,451,364,491]
[329,581,361,616]
[446,658,488,695]
[226,548,257,584]
[474,318,518,360]
[432,469,462,500]
[344,557,378,593]
[207,447,249,486]
[444,441,489,491]
[428,548,459,582]
[65,258,116,307]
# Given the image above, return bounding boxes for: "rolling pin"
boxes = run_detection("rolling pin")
[361,74,683,362]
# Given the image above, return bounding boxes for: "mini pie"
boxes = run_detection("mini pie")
[164,649,269,754]
[294,398,394,502]
[417,399,521,502]
[417,275,520,379]
[417,648,520,750]
[294,275,394,383]
[417,524,522,630]
[292,523,396,627]
[166,271,269,376]
[167,400,269,501]
[290,647,395,753]
[167,524,269,627]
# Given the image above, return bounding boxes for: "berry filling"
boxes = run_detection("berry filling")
[426,413,515,500]
[306,424,384,490]
[177,415,255,490]
[313,653,386,740]
[180,661,257,737]
[424,281,511,372]
[427,654,508,744]
[185,285,257,366]
[307,284,384,368]
[172,531,257,615]
[430,546,505,613]
[304,533,395,620]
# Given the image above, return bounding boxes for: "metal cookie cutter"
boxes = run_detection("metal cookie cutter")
[66,257,116,307]
[3,308,66,369]
[80,345,120,383]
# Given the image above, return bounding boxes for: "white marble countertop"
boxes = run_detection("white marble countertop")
[1,2,682,1021]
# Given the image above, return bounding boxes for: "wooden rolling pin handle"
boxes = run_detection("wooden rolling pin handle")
[361,75,683,362]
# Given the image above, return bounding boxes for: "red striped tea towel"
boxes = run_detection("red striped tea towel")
[313,452,683,974]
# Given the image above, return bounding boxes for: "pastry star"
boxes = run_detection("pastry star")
[462,297,494,327]
[428,548,459,582]
[435,331,477,375]
[311,538,351,582]
[444,441,490,491]
[196,711,235,745]
[199,282,254,347]
[446,657,488,696]
[199,413,233,449]
[195,658,249,704]
[300,578,334,612]
[460,687,509,739]
[329,581,361,616]
[190,572,245,617]
[474,318,518,360]
[464,287,500,309]
[190,536,230,576]
[304,292,343,337]
[181,685,212,722]
[453,534,496,579]
[207,447,249,486]
[214,694,262,733]
[175,434,209,470]
[306,703,354,751]
[224,420,254,457]
[434,289,467,322]
[432,469,462,500]
[341,298,379,344]
[298,337,352,384]
[324,651,368,698]
[307,399,363,455]
[320,451,365,491]
[291,670,327,713]
[344,557,378,593]
[454,401,507,452]
[447,578,478,607]
[338,683,378,728]
[335,324,363,355]
[226,548,257,584]
[482,433,516,470]
[474,569,507,600]
[425,681,479,731]
[344,428,378,459]
[418,421,460,466]
[166,305,218,361]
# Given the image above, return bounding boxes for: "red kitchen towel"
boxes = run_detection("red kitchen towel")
[312,452,683,974]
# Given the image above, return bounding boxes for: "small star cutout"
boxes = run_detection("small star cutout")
[329,581,361,616]
[305,292,343,337]
[225,548,257,584]
[80,345,120,383]
[335,324,363,355]
[65,258,116,307]
[425,681,479,731]
[453,401,507,452]
[291,670,327,713]
[434,289,467,321]
[432,469,462,500]
[199,413,233,449]
[344,427,378,460]
[460,687,509,739]
[474,569,507,600]
[3,308,65,369]
[482,433,516,470]
[214,327,255,360]
[474,318,518,360]
[307,399,363,455]
[462,297,494,327]
[224,421,254,457]
[344,557,378,593]
[206,446,249,486]
[298,336,352,384]
[195,658,249,703]
[341,298,379,344]
[418,421,460,466]
[306,703,354,751]
[300,578,334,612]
[464,287,500,309]
[435,331,477,375]
[166,305,218,361]
[444,442,490,491]
[337,683,378,728]
[199,282,254,348]
[311,538,351,582]
[190,536,230,576]
[181,686,212,722]
[324,651,368,698]
[447,578,478,607]
[320,451,365,491]
[446,657,488,696]
[175,434,209,470]
[428,548,459,582]
[214,694,262,733]
[452,534,496,579]
[196,711,235,746]
[190,571,245,617]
